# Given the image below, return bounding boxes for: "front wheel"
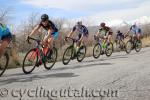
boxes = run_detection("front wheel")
[105,42,113,57]
[62,46,73,65]
[135,40,142,52]
[93,43,102,59]
[44,47,57,70]
[125,40,132,54]
[22,48,38,74]
[0,52,9,77]
[77,45,86,62]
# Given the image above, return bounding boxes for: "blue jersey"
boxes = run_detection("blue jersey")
[0,23,11,40]
[72,25,89,36]
[130,25,142,34]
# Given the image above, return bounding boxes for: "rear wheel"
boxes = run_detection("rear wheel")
[0,52,9,77]
[22,48,38,74]
[93,43,102,59]
[62,46,73,65]
[105,42,113,57]
[77,45,86,62]
[44,47,57,70]
[135,40,142,52]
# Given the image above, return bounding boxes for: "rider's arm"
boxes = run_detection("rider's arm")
[79,33,84,42]
[96,30,99,37]
[43,28,53,42]
[29,25,41,37]
[67,26,76,37]
[106,28,112,38]
[125,26,132,35]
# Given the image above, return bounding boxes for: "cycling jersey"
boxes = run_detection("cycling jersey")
[116,32,124,40]
[98,26,113,36]
[39,20,59,39]
[72,25,89,37]
[130,25,142,35]
[39,20,58,32]
[0,23,12,40]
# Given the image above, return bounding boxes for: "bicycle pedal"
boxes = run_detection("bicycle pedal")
[35,61,42,67]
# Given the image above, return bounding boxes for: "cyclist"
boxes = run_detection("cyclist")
[116,30,124,41]
[125,24,142,40]
[66,21,89,47]
[0,23,12,58]
[95,22,113,44]
[27,14,59,65]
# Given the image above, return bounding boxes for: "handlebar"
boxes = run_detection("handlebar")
[27,36,41,45]
[94,35,108,40]
[65,37,77,42]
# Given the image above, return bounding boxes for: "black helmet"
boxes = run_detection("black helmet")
[117,30,120,33]
[77,21,82,25]
[41,14,49,22]
[100,22,105,27]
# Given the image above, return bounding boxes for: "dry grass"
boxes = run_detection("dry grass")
[142,37,150,47]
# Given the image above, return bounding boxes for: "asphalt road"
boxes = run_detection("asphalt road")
[0,47,150,100]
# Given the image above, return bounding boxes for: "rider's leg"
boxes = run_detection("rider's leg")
[107,35,112,44]
[76,34,82,47]
[82,35,88,46]
[0,38,10,57]
[137,33,141,41]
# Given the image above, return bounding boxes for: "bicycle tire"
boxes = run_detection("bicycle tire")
[105,42,113,57]
[93,43,102,59]
[44,47,57,70]
[125,40,132,54]
[135,40,142,52]
[0,52,9,77]
[62,46,73,65]
[77,45,86,62]
[22,48,38,74]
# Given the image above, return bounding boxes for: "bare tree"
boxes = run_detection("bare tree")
[0,7,13,23]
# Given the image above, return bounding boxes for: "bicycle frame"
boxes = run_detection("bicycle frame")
[95,36,107,49]
[65,37,78,54]
[27,37,48,64]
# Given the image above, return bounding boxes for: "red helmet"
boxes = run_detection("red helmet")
[100,22,105,27]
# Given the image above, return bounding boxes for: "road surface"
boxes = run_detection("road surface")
[0,47,150,100]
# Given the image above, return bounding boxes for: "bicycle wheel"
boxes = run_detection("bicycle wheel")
[125,40,132,54]
[93,43,102,59]
[44,47,57,70]
[22,48,38,74]
[62,46,73,65]
[0,52,9,77]
[135,40,142,52]
[77,45,86,62]
[105,42,113,57]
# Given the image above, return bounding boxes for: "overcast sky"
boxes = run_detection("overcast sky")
[1,0,150,26]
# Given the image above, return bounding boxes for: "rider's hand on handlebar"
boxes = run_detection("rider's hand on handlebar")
[26,35,31,44]
[26,35,29,41]
[64,37,68,42]
[104,36,107,39]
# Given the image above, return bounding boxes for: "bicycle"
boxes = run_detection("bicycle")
[93,35,113,59]
[0,51,9,77]
[22,37,57,74]
[114,35,126,51]
[125,35,142,54]
[62,37,86,65]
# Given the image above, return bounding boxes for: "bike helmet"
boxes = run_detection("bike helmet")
[117,30,120,33]
[100,22,105,27]
[41,14,49,22]
[77,21,82,25]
